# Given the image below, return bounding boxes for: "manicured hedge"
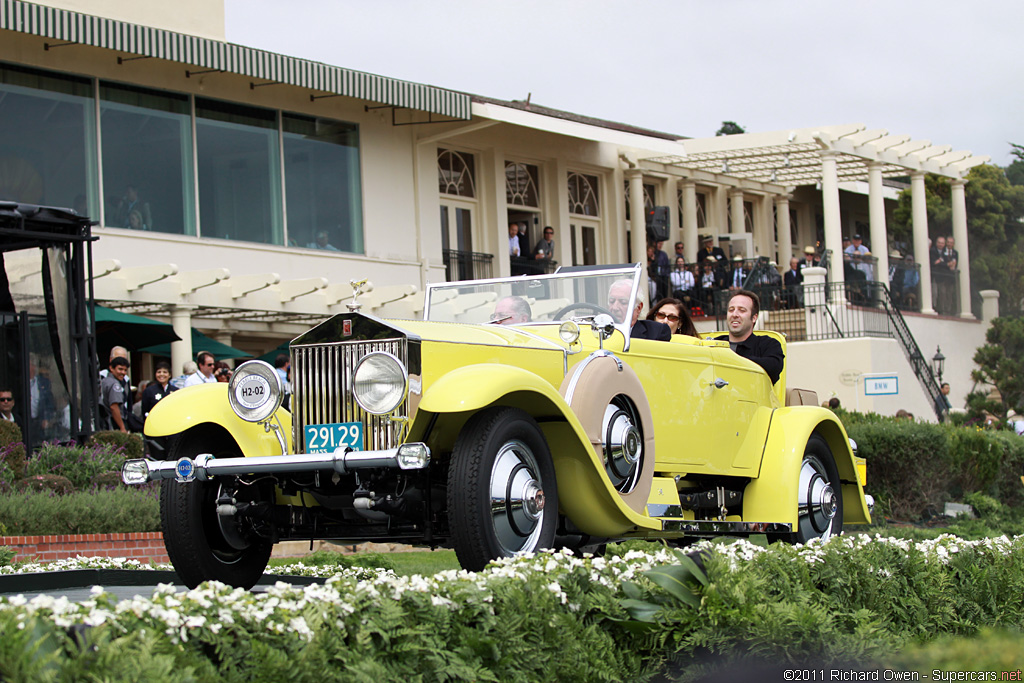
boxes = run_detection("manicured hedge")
[0,486,160,535]
[840,412,1024,519]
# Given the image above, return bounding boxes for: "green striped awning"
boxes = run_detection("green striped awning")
[0,0,471,119]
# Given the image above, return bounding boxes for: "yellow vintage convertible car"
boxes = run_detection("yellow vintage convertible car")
[124,264,872,588]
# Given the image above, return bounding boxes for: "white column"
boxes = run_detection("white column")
[950,178,974,319]
[820,150,844,286]
[776,195,792,265]
[729,189,745,236]
[170,306,195,376]
[980,290,999,323]
[627,169,649,306]
[867,161,888,284]
[911,171,935,314]
[213,332,236,369]
[681,179,699,261]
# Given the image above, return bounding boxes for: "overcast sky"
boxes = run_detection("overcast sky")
[225,0,1022,165]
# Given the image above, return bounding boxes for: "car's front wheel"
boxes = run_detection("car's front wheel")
[160,429,273,589]
[447,406,559,572]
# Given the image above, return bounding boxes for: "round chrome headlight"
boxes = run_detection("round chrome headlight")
[353,352,408,415]
[227,360,284,423]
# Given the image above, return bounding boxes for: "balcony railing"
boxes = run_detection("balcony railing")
[443,249,494,281]
[510,255,558,276]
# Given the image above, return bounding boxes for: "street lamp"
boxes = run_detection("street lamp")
[932,346,945,383]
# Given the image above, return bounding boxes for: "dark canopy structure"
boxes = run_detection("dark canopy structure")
[0,202,97,447]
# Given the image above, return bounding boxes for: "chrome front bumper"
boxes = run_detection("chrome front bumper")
[121,442,431,485]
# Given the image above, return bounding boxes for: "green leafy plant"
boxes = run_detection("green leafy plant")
[13,474,75,496]
[0,486,160,534]
[25,442,129,490]
[0,420,26,480]
[87,431,144,460]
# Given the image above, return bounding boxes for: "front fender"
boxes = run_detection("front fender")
[144,383,292,457]
[743,407,871,526]
[418,363,660,536]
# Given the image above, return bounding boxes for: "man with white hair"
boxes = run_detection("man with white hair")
[607,280,670,341]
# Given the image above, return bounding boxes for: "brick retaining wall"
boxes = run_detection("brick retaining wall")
[0,533,169,563]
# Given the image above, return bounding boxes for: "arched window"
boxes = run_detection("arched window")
[438,148,476,198]
[567,172,600,216]
[506,161,539,207]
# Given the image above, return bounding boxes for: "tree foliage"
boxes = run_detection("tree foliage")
[715,120,745,136]
[890,160,1024,315]
[1006,143,1024,187]
[967,316,1024,422]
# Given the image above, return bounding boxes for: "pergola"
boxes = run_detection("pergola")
[641,124,989,317]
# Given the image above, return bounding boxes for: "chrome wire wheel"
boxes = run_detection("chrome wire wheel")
[796,454,839,540]
[790,435,843,543]
[601,396,643,493]
[489,439,547,555]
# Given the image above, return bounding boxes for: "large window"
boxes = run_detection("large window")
[0,64,96,215]
[100,82,194,235]
[283,114,362,252]
[1,63,364,253]
[196,98,283,245]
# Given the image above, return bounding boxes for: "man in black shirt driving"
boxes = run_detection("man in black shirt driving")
[712,289,784,384]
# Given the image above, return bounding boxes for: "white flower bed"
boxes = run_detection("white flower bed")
[0,535,1020,646]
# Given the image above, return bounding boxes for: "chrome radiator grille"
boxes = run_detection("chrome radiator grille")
[291,338,408,453]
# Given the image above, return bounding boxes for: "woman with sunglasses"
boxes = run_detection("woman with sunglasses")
[646,297,698,337]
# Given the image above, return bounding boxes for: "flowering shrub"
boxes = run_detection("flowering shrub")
[0,535,1022,680]
[25,442,130,491]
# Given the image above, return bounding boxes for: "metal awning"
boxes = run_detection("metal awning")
[644,124,990,186]
[0,0,470,119]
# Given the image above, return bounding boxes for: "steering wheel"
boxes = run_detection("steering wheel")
[552,302,617,322]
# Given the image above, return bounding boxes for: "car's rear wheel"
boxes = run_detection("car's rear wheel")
[447,407,558,572]
[786,434,843,543]
[160,430,273,589]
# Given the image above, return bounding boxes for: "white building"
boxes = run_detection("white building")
[0,0,995,422]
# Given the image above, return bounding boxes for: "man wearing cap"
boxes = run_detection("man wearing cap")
[845,233,871,274]
[696,235,726,265]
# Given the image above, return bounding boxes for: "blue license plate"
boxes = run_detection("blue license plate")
[304,422,363,453]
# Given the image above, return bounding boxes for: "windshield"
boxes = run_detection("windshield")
[425,265,642,327]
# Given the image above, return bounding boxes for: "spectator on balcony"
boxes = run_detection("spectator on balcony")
[728,256,748,291]
[696,235,726,265]
[670,256,695,300]
[798,245,821,272]
[673,241,686,263]
[943,237,959,271]
[697,257,724,314]
[844,233,872,278]
[900,253,920,309]
[930,236,946,270]
[113,184,152,231]
[783,257,803,308]
[532,226,554,261]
